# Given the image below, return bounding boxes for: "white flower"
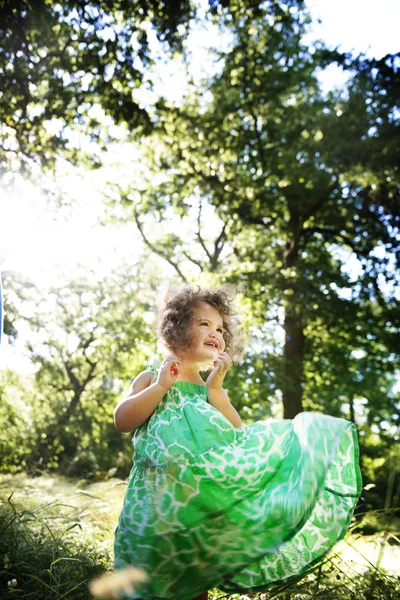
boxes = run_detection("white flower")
[8,579,17,589]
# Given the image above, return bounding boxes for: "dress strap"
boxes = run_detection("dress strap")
[145,363,159,377]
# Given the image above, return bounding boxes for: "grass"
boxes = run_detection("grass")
[0,474,399,599]
[0,475,114,599]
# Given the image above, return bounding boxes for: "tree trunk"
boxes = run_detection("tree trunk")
[349,394,356,424]
[282,310,305,419]
[281,215,305,419]
[39,361,97,465]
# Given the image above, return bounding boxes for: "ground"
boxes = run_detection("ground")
[0,473,399,599]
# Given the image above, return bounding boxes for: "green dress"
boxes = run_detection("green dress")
[114,366,362,599]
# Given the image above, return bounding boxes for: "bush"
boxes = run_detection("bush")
[63,450,100,480]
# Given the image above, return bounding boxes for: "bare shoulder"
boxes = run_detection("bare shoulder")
[130,369,155,394]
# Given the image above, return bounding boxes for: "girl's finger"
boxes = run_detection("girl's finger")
[164,356,181,365]
[219,352,231,363]
[218,354,231,367]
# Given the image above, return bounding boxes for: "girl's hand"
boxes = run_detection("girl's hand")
[157,355,181,391]
[206,352,232,389]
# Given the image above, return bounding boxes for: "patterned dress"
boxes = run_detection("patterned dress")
[114,366,362,599]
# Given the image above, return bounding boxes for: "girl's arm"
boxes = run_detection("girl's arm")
[114,355,181,433]
[208,387,242,428]
[114,371,167,433]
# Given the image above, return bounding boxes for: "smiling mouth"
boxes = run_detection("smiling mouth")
[204,342,218,350]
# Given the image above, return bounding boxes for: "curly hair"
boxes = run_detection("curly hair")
[155,284,244,362]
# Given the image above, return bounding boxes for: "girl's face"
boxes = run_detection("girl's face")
[181,302,226,363]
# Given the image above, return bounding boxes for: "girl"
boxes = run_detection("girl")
[114,285,361,600]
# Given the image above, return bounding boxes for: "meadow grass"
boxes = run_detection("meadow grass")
[0,474,399,599]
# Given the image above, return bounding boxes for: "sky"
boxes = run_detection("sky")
[306,0,399,58]
[1,0,399,368]
[305,0,400,92]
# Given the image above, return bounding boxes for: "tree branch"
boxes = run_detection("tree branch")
[33,36,73,72]
[134,206,188,282]
[302,226,359,254]
[196,199,213,263]
[180,249,204,271]
[211,222,227,270]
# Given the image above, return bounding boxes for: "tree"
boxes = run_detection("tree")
[0,259,163,475]
[0,0,196,181]
[0,269,38,342]
[116,1,399,419]
[0,0,273,184]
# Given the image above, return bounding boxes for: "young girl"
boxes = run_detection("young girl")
[114,285,361,600]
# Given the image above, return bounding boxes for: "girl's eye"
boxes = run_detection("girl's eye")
[199,321,224,335]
